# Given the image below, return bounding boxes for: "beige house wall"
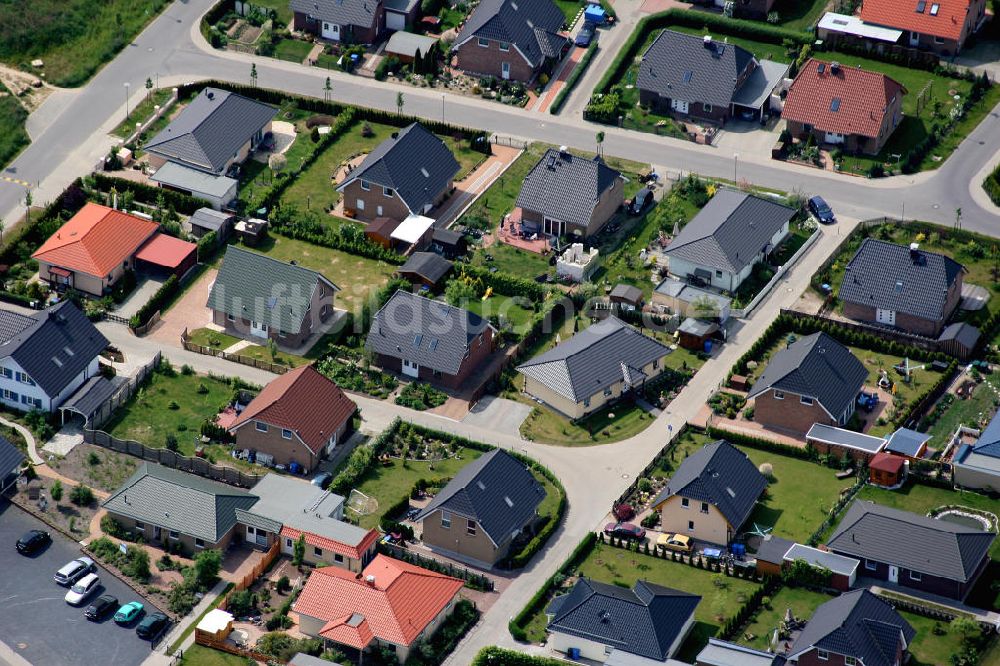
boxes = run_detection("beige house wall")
[420,509,500,566]
[108,512,232,556]
[657,494,733,546]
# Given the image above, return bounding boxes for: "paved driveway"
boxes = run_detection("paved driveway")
[0,501,163,666]
[461,396,533,438]
[115,277,165,320]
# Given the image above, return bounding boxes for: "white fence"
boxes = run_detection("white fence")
[731,227,821,319]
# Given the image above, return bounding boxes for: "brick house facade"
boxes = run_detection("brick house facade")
[291,6,384,45]
[754,388,850,434]
[231,417,351,473]
[859,0,987,56]
[842,296,960,337]
[793,644,904,666]
[342,176,453,223]
[211,279,334,348]
[518,174,624,238]
[454,37,538,83]
[374,325,494,390]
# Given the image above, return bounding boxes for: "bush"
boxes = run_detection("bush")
[70,484,95,506]
[124,545,151,583]
[256,633,322,662]
[50,479,63,502]
[227,589,256,617]
[277,575,291,593]
[984,162,1000,206]
[193,548,222,588]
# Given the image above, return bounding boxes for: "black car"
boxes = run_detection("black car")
[808,195,835,224]
[84,594,119,622]
[136,612,170,641]
[628,187,654,216]
[16,529,51,555]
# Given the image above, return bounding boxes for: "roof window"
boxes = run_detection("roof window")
[916,0,926,12]
[930,2,939,14]
[830,98,841,112]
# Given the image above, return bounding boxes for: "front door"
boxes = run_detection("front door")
[322,22,341,41]
[154,526,162,542]
[824,131,846,144]
[908,30,919,47]
[876,308,896,326]
[501,62,511,80]
[251,321,269,338]
[402,359,419,378]
[888,565,899,583]
[671,99,689,114]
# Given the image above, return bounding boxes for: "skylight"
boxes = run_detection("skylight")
[930,2,939,14]
[428,339,439,351]
[476,480,486,490]
[63,346,74,356]
[830,98,841,112]
[504,496,514,508]
[412,334,423,347]
[682,71,693,83]
[51,357,63,368]
[916,0,926,12]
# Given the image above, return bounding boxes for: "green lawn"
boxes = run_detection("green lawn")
[0,84,28,169]
[243,0,294,26]
[904,609,972,666]
[471,242,552,282]
[771,0,828,30]
[242,234,396,315]
[112,88,172,139]
[185,328,242,351]
[926,378,999,442]
[461,144,548,231]
[0,0,171,87]
[463,294,537,332]
[179,645,253,666]
[857,483,1000,559]
[273,37,313,63]
[520,400,658,446]
[554,0,585,24]
[185,328,309,368]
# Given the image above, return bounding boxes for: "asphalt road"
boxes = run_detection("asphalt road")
[0,500,163,666]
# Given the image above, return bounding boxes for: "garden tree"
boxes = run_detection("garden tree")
[267,337,279,360]
[193,548,222,588]
[251,62,258,88]
[226,589,256,617]
[145,77,153,100]
[121,189,135,212]
[293,534,306,566]
[268,152,287,180]
[445,279,477,306]
[165,433,179,452]
[50,479,63,502]
[951,616,981,643]
[596,131,604,158]
[413,49,424,75]
[324,76,332,103]
[396,91,405,115]
[126,545,151,582]
[70,484,95,506]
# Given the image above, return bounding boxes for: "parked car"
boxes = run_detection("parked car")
[136,612,170,641]
[656,533,693,553]
[114,601,144,625]
[310,472,332,488]
[808,196,835,224]
[628,187,654,216]
[16,529,50,555]
[85,594,119,621]
[54,556,96,586]
[575,22,597,47]
[603,522,646,541]
[65,573,101,606]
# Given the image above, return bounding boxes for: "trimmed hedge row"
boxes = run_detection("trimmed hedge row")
[473,647,566,666]
[549,41,599,115]
[129,274,179,329]
[330,418,400,495]
[706,426,815,461]
[455,263,547,302]
[269,206,405,265]
[89,173,204,215]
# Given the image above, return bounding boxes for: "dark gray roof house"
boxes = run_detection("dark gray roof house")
[144,88,277,175]
[839,238,965,328]
[517,317,672,406]
[207,246,339,336]
[788,590,915,666]
[827,500,995,593]
[396,252,453,286]
[289,0,381,32]
[0,434,25,493]
[547,578,700,662]
[189,208,234,236]
[665,189,795,287]
[0,301,109,403]
[415,449,544,548]
[337,123,460,216]
[515,149,625,235]
[455,0,567,69]
[747,332,867,422]
[366,290,494,377]
[103,463,258,545]
[651,440,767,532]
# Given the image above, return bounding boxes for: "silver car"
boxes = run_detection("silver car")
[65,573,100,606]
[54,557,95,586]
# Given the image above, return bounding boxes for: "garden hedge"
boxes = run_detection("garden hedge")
[473,647,567,666]
[129,274,179,329]
[89,173,204,215]
[984,163,1000,207]
[455,264,547,302]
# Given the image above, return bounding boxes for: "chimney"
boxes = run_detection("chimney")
[559,145,569,158]
[366,575,376,586]
[909,242,920,262]
[830,61,840,74]
[703,34,712,47]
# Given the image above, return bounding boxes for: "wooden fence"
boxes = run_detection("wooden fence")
[217,539,282,612]
[181,328,290,375]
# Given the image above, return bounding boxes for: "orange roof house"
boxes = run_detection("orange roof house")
[782,59,906,155]
[860,0,985,50]
[294,554,463,661]
[33,203,159,297]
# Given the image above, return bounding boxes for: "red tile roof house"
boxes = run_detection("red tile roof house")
[32,203,196,298]
[782,59,906,156]
[859,0,988,55]
[294,554,464,663]
[228,365,357,473]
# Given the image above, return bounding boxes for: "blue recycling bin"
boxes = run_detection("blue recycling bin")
[703,339,713,354]
[584,5,606,24]
[568,647,581,660]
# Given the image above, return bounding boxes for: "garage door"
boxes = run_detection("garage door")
[386,11,405,31]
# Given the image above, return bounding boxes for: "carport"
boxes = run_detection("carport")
[731,59,790,122]
[135,233,198,279]
[59,375,126,428]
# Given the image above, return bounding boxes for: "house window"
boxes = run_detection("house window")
[817,650,829,661]
[800,396,814,406]
[334,553,344,563]
[934,36,944,44]
[604,388,612,397]
[15,372,34,386]
[441,511,451,529]
[910,570,922,581]
[681,498,689,508]
[135,522,145,532]
[195,538,205,549]
[1,368,12,379]
[2,390,16,402]
[286,538,293,548]
[169,531,180,540]
[704,103,713,113]
[282,429,293,440]
[255,422,268,433]
[653,359,659,370]
[478,37,489,47]
[701,502,709,514]
[314,546,323,556]
[687,520,694,531]
[845,658,858,666]
[467,520,476,536]
[865,559,878,571]
[383,186,394,198]
[715,270,723,278]
[583,398,591,408]
[773,391,784,400]
[499,41,510,51]
[227,313,235,322]
[361,179,371,191]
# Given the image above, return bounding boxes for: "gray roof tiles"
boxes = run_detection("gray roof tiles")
[517,317,672,404]
[747,332,867,420]
[651,440,767,530]
[0,302,109,398]
[638,30,757,109]
[414,449,545,546]
[515,149,624,229]
[207,246,339,335]
[189,208,233,233]
[289,0,380,28]
[397,252,453,285]
[664,189,796,275]
[884,427,931,457]
[338,123,460,215]
[790,590,915,666]
[456,0,567,67]
[546,578,700,662]
[366,290,492,376]
[827,500,995,582]
[838,238,965,322]
[144,88,277,174]
[102,463,257,543]
[0,435,24,478]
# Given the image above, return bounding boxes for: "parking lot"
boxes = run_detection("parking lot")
[0,500,163,666]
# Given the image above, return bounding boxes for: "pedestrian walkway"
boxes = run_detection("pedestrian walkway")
[1,414,42,465]
[534,45,585,114]
[141,578,231,666]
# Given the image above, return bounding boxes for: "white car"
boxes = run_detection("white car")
[54,557,96,586]
[65,573,100,606]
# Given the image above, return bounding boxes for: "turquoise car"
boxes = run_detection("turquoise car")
[114,601,144,624]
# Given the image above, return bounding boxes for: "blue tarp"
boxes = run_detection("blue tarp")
[584,5,606,23]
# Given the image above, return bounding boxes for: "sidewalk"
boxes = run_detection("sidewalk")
[141,578,231,666]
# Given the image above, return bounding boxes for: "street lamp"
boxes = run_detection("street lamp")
[124,82,131,120]
[733,153,739,184]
